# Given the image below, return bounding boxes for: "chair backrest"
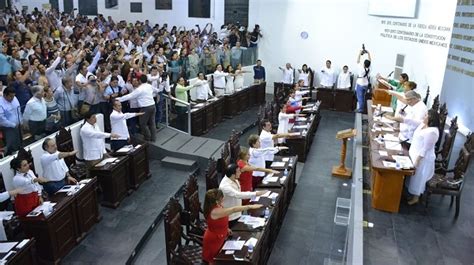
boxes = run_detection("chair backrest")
[436,103,448,151]
[439,117,458,164]
[217,142,230,174]
[16,148,36,175]
[229,129,240,163]
[164,197,184,265]
[183,174,201,224]
[423,86,430,105]
[55,127,76,167]
[430,94,440,112]
[453,147,471,180]
[206,158,219,191]
[464,133,473,152]
[0,173,7,211]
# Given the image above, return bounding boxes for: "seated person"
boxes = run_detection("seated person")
[202,189,262,263]
[40,138,79,196]
[248,134,288,188]
[219,163,269,226]
[10,158,47,217]
[391,81,417,115]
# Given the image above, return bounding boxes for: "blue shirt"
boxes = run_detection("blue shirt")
[0,96,21,128]
[0,54,12,76]
[253,66,266,80]
[13,81,33,107]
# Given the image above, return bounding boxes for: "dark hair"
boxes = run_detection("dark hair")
[400,73,409,82]
[247,134,260,147]
[42,138,53,151]
[140,74,148,83]
[2,87,15,96]
[225,163,239,178]
[406,81,417,90]
[83,111,95,122]
[343,65,348,69]
[110,76,119,82]
[10,157,25,171]
[427,109,440,128]
[260,119,270,128]
[326,60,331,64]
[203,189,224,218]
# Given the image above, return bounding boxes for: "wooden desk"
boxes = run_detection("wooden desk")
[0,238,36,265]
[372,80,392,107]
[89,156,129,208]
[316,88,355,112]
[113,144,151,190]
[20,178,100,264]
[286,105,321,162]
[367,100,414,212]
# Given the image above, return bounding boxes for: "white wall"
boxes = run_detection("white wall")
[249,0,458,103]
[12,0,49,11]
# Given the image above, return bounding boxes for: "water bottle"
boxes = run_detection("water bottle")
[271,196,276,205]
[264,207,270,219]
[395,161,401,170]
[248,244,254,255]
[284,168,288,177]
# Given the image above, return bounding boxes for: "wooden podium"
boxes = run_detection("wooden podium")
[372,79,392,107]
[332,128,357,178]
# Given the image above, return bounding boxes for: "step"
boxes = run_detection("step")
[161,156,198,171]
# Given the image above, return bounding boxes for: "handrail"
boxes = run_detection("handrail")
[162,94,191,106]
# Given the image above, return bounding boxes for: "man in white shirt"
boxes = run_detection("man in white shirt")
[117,75,158,141]
[110,100,144,151]
[22,85,46,139]
[194,72,214,102]
[337,65,352,90]
[40,138,79,196]
[320,60,335,88]
[259,119,291,167]
[80,112,119,168]
[213,64,228,97]
[279,63,294,84]
[219,164,268,226]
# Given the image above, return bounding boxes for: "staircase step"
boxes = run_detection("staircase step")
[161,156,198,171]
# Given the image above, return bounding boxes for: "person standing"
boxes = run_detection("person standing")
[320,60,335,88]
[298,64,312,87]
[110,100,144,151]
[213,64,228,97]
[230,41,247,69]
[194,72,214,102]
[0,87,22,155]
[22,85,47,140]
[337,65,352,90]
[377,73,409,111]
[253,59,266,84]
[117,75,158,141]
[355,50,372,113]
[174,77,198,132]
[40,138,78,196]
[279,63,294,85]
[259,119,291,166]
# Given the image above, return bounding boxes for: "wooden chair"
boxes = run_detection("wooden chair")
[228,129,241,164]
[0,173,22,240]
[436,103,448,152]
[55,127,88,180]
[425,135,472,218]
[423,86,430,105]
[205,158,219,191]
[182,174,207,243]
[430,95,440,112]
[164,197,202,265]
[435,117,458,171]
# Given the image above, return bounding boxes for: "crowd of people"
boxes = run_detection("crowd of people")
[0,7,263,156]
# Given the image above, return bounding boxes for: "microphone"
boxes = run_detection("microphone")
[387,71,394,78]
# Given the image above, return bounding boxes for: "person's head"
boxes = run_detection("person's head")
[404,90,421,106]
[2,87,16,102]
[281,103,288,113]
[113,100,122,112]
[236,41,241,47]
[110,76,119,87]
[198,72,205,80]
[238,147,250,162]
[248,134,260,148]
[342,65,349,73]
[285,63,291,69]
[256,59,262,66]
[260,119,272,132]
[297,79,304,88]
[216,64,223,72]
[84,112,97,125]
[203,189,224,217]
[326,60,331,68]
[43,86,53,99]
[399,73,409,84]
[140,74,148,84]
[426,109,440,128]
[10,158,29,174]
[150,66,158,76]
[32,85,44,99]
[177,76,186,85]
[62,77,72,89]
[42,138,58,153]
[363,59,371,68]
[88,74,97,85]
[111,66,120,76]
[225,163,241,179]
[225,65,233,73]
[289,89,295,98]
[403,81,417,92]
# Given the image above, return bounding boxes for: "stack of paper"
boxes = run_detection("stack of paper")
[392,155,414,168]
[383,134,399,142]
[117,145,134,153]
[385,141,402,151]
[259,191,272,197]
[263,176,279,183]
[293,125,307,129]
[245,237,258,247]
[238,215,266,228]
[382,161,397,168]
[271,162,285,168]
[95,158,118,167]
[222,240,245,250]
[296,117,307,122]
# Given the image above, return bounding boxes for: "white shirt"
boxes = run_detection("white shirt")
[80,122,110,161]
[298,72,310,86]
[41,151,69,181]
[337,72,351,89]
[75,73,87,101]
[23,97,47,122]
[356,64,370,86]
[320,66,335,87]
[294,90,309,106]
[277,112,295,144]
[399,100,428,142]
[103,74,126,87]
[259,129,275,161]
[281,68,294,84]
[194,79,213,100]
[0,191,10,202]
[213,70,228,88]
[123,83,139,109]
[13,170,42,195]
[118,83,157,108]
[110,110,136,140]
[219,176,257,221]
[249,147,279,177]
[45,56,63,91]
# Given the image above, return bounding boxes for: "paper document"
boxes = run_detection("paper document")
[296,117,307,122]
[381,127,394,132]
[293,125,308,129]
[392,155,414,168]
[117,145,134,153]
[383,134,399,142]
[0,243,16,253]
[271,162,285,168]
[245,237,258,247]
[222,240,245,250]
[260,191,272,197]
[381,106,394,113]
[15,239,29,249]
[382,161,396,168]
[264,176,279,183]
[378,151,388,156]
[381,117,396,124]
[250,196,260,202]
[282,157,290,162]
[385,142,402,151]
[95,158,118,167]
[268,192,279,200]
[289,132,301,136]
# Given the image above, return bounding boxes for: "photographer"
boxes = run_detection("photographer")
[355,45,372,113]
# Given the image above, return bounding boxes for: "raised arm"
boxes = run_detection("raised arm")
[210,204,263,220]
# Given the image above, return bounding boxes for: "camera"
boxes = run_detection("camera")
[360,44,368,55]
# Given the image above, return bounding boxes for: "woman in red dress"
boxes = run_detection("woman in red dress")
[202,189,263,264]
[237,148,279,205]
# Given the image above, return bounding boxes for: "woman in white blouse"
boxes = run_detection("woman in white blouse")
[224,65,235,94]
[297,64,312,87]
[233,63,249,91]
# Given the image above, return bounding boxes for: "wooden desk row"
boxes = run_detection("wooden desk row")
[191,83,266,136]
[286,104,322,162]
[367,100,414,213]
[316,87,356,112]
[0,239,36,265]
[20,178,100,264]
[89,144,151,209]
[214,156,297,264]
